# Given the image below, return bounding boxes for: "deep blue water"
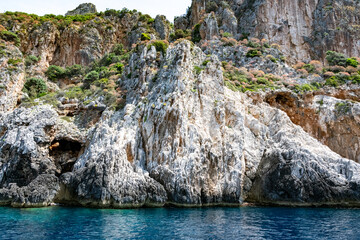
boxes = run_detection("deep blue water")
[0,206,359,240]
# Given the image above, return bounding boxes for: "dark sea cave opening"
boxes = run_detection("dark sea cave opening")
[49,139,83,176]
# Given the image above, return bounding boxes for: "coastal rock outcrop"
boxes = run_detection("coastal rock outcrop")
[265,88,360,163]
[0,3,360,208]
[65,3,97,16]
[0,105,86,207]
[36,41,360,207]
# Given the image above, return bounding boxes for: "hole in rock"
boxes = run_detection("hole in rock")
[273,93,295,108]
[275,94,289,105]
[49,139,83,176]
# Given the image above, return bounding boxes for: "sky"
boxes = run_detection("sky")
[0,0,192,22]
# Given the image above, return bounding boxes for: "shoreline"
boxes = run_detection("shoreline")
[2,201,360,210]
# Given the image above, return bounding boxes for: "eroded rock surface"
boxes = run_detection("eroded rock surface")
[181,0,360,62]
[265,88,360,163]
[0,43,25,113]
[0,3,360,209]
[0,105,86,207]
[49,42,360,207]
[66,3,97,16]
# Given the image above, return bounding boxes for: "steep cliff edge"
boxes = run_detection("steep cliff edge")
[0,3,360,208]
[0,8,171,69]
[176,0,360,62]
[1,41,360,207]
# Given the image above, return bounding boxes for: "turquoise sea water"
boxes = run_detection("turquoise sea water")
[0,206,359,239]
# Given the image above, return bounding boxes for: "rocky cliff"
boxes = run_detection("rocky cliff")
[0,3,360,208]
[176,0,360,63]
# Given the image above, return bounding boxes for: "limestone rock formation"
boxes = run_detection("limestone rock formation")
[265,88,360,163]
[154,15,171,40]
[179,0,360,62]
[0,105,86,207]
[0,2,360,208]
[0,8,151,68]
[199,12,219,40]
[0,43,25,113]
[65,3,97,16]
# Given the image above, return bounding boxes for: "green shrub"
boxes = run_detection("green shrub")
[311,82,323,89]
[335,101,351,115]
[93,78,109,88]
[25,55,39,66]
[303,64,315,73]
[39,92,59,108]
[139,14,153,23]
[7,58,22,65]
[246,49,262,58]
[246,41,261,48]
[263,42,271,48]
[83,71,99,88]
[346,57,359,67]
[64,64,83,77]
[223,71,248,83]
[104,9,120,17]
[294,84,316,93]
[337,72,351,82]
[148,40,169,55]
[46,65,65,81]
[266,55,277,63]
[0,31,20,47]
[222,32,233,38]
[352,74,360,84]
[99,53,123,66]
[170,29,191,40]
[141,33,151,41]
[65,86,87,100]
[194,66,203,75]
[112,44,124,55]
[191,24,201,43]
[257,77,270,85]
[325,76,341,87]
[202,60,210,66]
[23,77,47,98]
[326,51,347,66]
[94,66,111,79]
[113,63,124,73]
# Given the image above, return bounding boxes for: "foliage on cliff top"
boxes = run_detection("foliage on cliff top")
[148,40,169,55]
[0,30,20,47]
[0,7,152,27]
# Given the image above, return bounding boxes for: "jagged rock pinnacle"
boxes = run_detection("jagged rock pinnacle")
[65,3,97,16]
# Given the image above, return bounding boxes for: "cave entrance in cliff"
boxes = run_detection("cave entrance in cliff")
[49,139,83,176]
[271,93,295,108]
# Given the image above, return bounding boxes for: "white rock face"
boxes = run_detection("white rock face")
[0,43,25,113]
[59,41,360,207]
[1,40,360,208]
[252,0,319,62]
[314,95,360,162]
[0,105,87,207]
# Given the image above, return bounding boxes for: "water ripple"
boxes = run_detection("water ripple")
[0,206,359,239]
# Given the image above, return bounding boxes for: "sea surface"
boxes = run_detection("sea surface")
[0,206,359,239]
